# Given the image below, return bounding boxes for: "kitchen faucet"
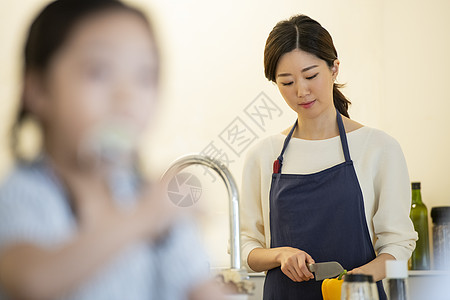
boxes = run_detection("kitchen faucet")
[161,154,242,270]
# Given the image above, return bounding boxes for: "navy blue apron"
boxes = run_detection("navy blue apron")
[263,110,387,299]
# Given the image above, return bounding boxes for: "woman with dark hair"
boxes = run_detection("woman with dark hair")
[0,1,219,299]
[240,14,417,299]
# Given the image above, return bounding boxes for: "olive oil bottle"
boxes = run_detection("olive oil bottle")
[409,182,430,270]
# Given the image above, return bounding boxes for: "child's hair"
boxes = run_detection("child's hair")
[12,0,158,159]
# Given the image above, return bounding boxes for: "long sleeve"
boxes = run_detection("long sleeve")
[371,133,418,260]
[240,144,266,271]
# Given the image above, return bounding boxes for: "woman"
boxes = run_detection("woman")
[0,1,219,299]
[240,14,417,299]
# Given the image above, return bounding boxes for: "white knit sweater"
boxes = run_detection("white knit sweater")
[240,126,418,272]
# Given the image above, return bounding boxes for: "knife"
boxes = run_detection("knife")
[307,261,345,281]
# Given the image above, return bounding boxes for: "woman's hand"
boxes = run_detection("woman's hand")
[347,253,395,282]
[247,247,315,282]
[276,247,315,282]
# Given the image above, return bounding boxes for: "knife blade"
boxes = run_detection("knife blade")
[307,261,344,281]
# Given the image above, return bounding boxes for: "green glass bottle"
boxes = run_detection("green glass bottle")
[409,182,430,270]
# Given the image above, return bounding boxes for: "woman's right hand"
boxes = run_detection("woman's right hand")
[275,247,315,282]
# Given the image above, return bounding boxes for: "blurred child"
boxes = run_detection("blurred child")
[0,1,219,299]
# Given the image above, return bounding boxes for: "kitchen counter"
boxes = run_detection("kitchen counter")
[408,270,450,276]
[247,271,450,300]
[406,270,450,300]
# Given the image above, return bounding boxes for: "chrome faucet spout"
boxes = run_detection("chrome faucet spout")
[161,154,241,270]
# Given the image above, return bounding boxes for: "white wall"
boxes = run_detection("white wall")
[1,0,449,268]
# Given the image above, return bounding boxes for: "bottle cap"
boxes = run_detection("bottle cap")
[343,274,374,283]
[411,182,421,190]
[431,206,450,224]
[386,260,408,279]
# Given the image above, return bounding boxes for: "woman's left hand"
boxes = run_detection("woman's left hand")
[347,267,364,275]
[347,253,395,281]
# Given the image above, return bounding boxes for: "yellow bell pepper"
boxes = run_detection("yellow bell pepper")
[321,270,347,300]
[322,278,343,300]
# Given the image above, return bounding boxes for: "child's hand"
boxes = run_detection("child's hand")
[134,183,180,241]
[52,157,180,243]
[52,160,119,231]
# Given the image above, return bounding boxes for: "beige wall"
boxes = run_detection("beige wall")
[1,0,449,268]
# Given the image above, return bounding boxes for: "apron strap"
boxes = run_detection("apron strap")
[273,109,351,173]
[336,111,351,162]
[273,119,297,173]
